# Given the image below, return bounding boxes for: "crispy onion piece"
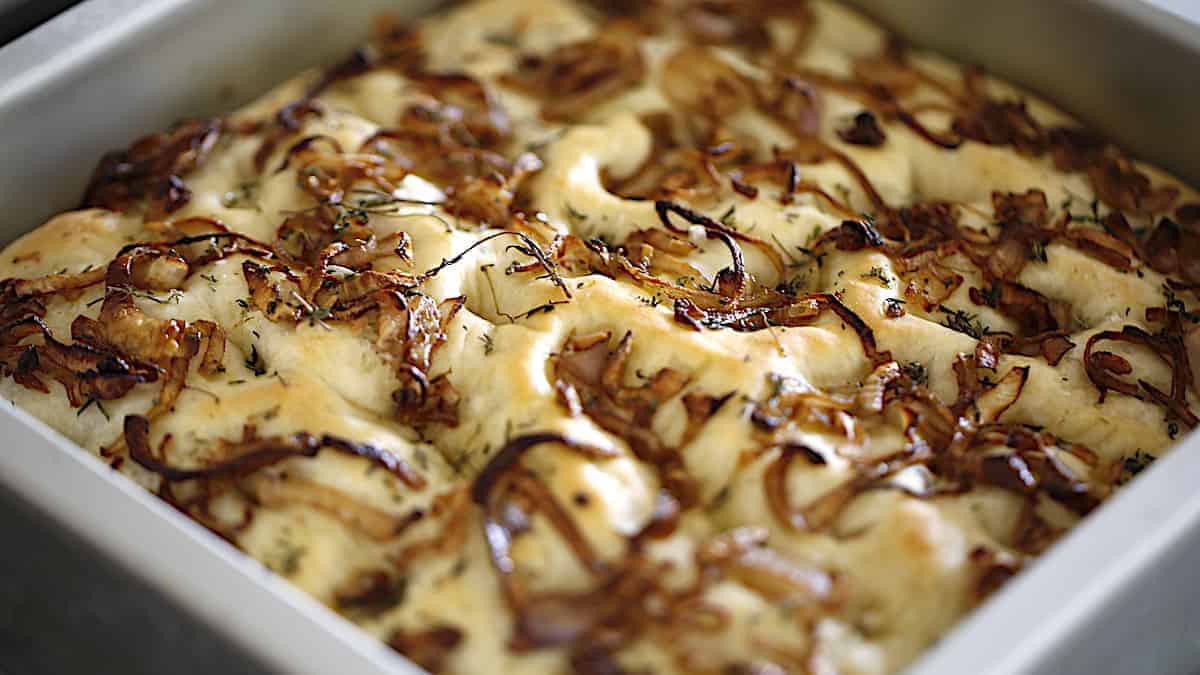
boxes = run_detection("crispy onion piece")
[387,625,464,673]
[625,228,701,272]
[409,72,510,148]
[0,316,157,407]
[681,390,733,447]
[274,207,354,267]
[838,111,887,147]
[249,474,425,541]
[960,426,1100,514]
[609,134,729,202]
[973,365,1029,424]
[926,395,1100,514]
[560,229,794,321]
[979,189,1057,281]
[445,151,543,226]
[853,45,923,96]
[475,441,711,656]
[250,48,374,172]
[677,292,890,366]
[1084,325,1198,427]
[241,254,461,426]
[884,200,960,241]
[243,261,305,322]
[501,21,645,122]
[334,569,406,614]
[793,64,962,150]
[554,331,700,505]
[821,217,887,251]
[969,280,1069,337]
[1064,227,1134,271]
[696,527,838,605]
[953,67,1045,155]
[422,229,572,301]
[655,199,786,281]
[292,147,400,206]
[901,254,963,312]
[83,118,222,218]
[1000,331,1076,366]
[471,434,620,645]
[763,444,877,532]
[954,98,1044,156]
[750,376,857,440]
[677,0,775,46]
[191,320,226,376]
[381,294,464,426]
[370,14,425,72]
[899,348,1093,511]
[661,45,754,122]
[1143,216,1200,285]
[253,100,326,173]
[3,267,106,300]
[316,270,420,317]
[124,415,425,487]
[969,545,1023,601]
[756,74,822,139]
[276,134,345,175]
[781,138,892,213]
[1176,203,1200,229]
[995,188,1049,230]
[468,429,619,504]
[1088,156,1179,216]
[1047,126,1108,172]
[76,247,196,368]
[390,486,472,567]
[167,231,276,267]
[360,128,504,185]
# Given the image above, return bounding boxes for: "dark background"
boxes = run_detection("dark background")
[0,0,80,46]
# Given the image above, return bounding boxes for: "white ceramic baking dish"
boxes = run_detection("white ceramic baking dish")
[0,1,1198,674]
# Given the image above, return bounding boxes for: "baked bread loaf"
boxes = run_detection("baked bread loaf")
[2,1,1196,673]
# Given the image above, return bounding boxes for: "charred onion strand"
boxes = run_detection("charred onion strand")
[124,414,425,488]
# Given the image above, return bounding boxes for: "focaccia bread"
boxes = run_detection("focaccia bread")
[2,1,1197,673]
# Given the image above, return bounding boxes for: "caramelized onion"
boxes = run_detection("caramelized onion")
[502,22,645,122]
[1064,227,1134,271]
[763,445,872,532]
[250,474,425,540]
[837,111,886,146]
[1143,217,1200,284]
[697,527,837,604]
[471,432,615,505]
[1083,325,1197,427]
[83,118,222,216]
[5,267,106,299]
[554,331,698,505]
[410,73,510,148]
[124,414,426,486]
[661,46,753,122]
[1001,331,1076,366]
[387,625,464,673]
[1,315,157,406]
[1088,156,1179,216]
[972,365,1028,423]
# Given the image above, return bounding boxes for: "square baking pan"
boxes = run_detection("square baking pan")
[1,1,1199,674]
